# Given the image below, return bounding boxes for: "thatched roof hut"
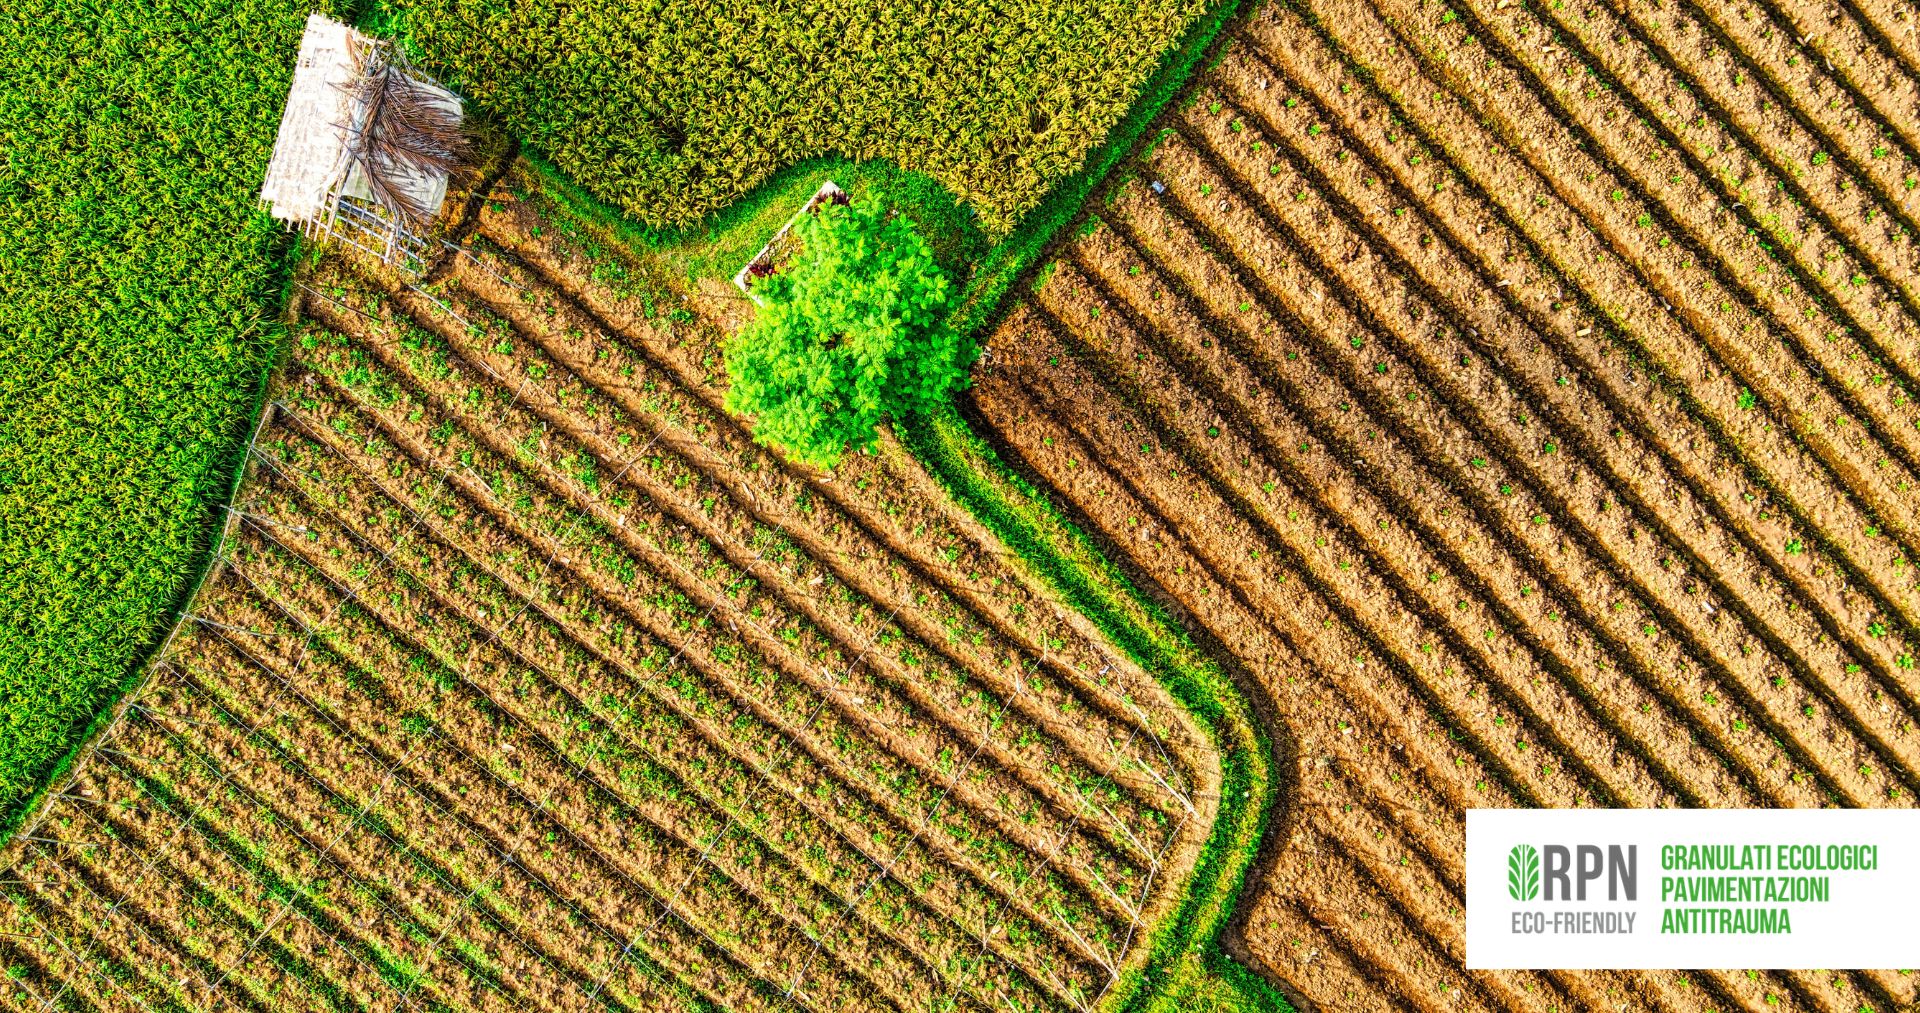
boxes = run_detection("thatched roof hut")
[260,14,464,269]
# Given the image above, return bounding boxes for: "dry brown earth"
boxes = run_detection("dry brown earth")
[972,1,1920,1009]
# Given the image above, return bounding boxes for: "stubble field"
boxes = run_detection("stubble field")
[974,0,1920,1010]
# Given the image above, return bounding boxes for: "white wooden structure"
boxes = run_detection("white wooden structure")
[733,180,847,303]
[260,14,464,271]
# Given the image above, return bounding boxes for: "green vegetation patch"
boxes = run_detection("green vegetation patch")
[0,0,323,832]
[388,0,1209,234]
[726,197,972,468]
[903,408,1291,1013]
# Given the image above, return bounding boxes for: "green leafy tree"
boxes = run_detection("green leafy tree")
[725,198,973,468]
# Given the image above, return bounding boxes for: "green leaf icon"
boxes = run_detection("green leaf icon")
[1508,844,1540,901]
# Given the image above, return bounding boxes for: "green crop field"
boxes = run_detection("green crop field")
[0,0,332,834]
[388,0,1209,234]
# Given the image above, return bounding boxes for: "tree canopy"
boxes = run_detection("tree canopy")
[724,198,973,469]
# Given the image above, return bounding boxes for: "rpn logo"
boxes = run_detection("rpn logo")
[1507,844,1540,901]
[1507,843,1637,901]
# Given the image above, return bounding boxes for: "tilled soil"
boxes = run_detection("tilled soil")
[0,174,1221,1013]
[973,2,1920,1010]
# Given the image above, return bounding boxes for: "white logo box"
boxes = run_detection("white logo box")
[1466,809,1920,969]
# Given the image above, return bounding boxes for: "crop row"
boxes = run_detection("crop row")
[452,209,1218,792]
[1278,0,1920,637]
[1236,0,1918,698]
[249,390,1109,1008]
[1157,91,1920,802]
[295,265,1180,892]
[241,363,1124,1003]
[1392,0,1920,539]
[460,200,1219,778]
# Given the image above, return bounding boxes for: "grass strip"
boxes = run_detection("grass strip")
[901,407,1292,1013]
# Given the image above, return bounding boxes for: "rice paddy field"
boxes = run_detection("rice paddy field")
[0,0,336,844]
[389,0,1214,234]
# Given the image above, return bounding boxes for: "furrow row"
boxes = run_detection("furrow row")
[177,583,741,1013]
[1421,0,1920,511]
[226,466,918,1013]
[1150,101,1920,801]
[455,228,1216,784]
[1226,23,1920,705]
[290,281,1155,943]
[333,266,1188,869]
[256,381,1096,1008]
[1240,6,1920,700]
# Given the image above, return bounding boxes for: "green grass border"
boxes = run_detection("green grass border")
[901,409,1292,1013]
[893,6,1300,1002]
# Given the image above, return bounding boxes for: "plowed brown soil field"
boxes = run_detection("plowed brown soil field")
[0,172,1222,1013]
[973,1,1920,1010]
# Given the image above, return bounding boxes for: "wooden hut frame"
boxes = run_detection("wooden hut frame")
[260,14,465,273]
[733,180,848,304]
